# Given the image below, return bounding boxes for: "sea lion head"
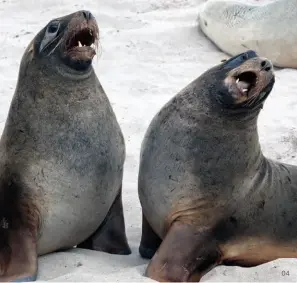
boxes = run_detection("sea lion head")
[199,50,275,115]
[21,10,99,77]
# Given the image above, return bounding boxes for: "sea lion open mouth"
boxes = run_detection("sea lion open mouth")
[224,57,274,106]
[234,71,258,97]
[64,20,99,61]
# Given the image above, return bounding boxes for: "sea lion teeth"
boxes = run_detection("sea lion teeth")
[236,80,250,91]
[236,78,239,83]
[78,41,82,47]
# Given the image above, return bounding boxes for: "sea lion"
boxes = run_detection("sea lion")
[197,0,297,68]
[0,10,131,281]
[137,50,297,282]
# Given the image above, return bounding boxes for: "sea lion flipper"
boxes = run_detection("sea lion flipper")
[11,275,37,282]
[77,188,131,255]
[0,227,38,282]
[0,176,38,281]
[145,221,220,282]
[139,213,162,259]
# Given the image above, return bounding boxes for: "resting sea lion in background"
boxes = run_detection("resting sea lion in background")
[138,50,297,282]
[197,0,297,68]
[0,10,130,282]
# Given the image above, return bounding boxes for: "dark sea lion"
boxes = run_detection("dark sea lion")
[0,10,130,282]
[136,50,297,282]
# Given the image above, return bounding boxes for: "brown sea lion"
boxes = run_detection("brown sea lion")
[0,10,130,282]
[136,50,297,282]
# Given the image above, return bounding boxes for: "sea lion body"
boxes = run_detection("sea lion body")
[138,51,297,282]
[197,0,297,68]
[0,10,130,281]
[2,66,124,255]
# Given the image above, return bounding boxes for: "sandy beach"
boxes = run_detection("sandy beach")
[0,0,297,281]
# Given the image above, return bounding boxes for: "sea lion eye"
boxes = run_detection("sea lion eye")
[47,22,60,34]
[241,53,249,60]
[39,20,61,52]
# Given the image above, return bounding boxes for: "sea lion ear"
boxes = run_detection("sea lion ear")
[39,20,61,53]
[24,38,35,56]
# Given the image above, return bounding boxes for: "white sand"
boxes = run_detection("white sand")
[1,0,297,281]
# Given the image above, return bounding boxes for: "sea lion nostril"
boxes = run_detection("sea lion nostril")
[261,60,271,71]
[82,10,93,20]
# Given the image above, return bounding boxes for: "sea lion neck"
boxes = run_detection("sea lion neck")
[194,113,264,191]
[15,56,97,105]
[38,52,95,80]
[176,88,265,188]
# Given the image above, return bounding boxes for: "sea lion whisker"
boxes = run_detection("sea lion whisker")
[47,36,63,56]
[40,32,63,53]
[246,91,260,106]
[242,93,256,107]
[246,97,256,107]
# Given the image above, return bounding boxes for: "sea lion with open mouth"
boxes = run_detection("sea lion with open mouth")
[137,50,297,282]
[0,10,130,281]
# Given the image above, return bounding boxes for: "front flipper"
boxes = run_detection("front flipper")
[0,176,39,282]
[0,227,38,282]
[145,221,221,282]
[139,213,162,259]
[77,189,131,255]
[12,275,37,282]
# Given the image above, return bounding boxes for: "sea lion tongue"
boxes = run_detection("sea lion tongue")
[236,78,250,93]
